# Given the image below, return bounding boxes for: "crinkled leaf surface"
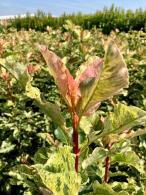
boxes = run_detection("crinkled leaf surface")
[76,40,129,117]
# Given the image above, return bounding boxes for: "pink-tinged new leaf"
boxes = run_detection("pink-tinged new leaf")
[75,57,103,116]
[76,39,129,117]
[76,57,103,85]
[39,45,79,108]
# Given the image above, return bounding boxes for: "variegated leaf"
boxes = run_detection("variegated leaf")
[0,57,29,88]
[76,57,103,116]
[76,40,129,117]
[103,103,146,135]
[25,82,65,129]
[34,146,81,195]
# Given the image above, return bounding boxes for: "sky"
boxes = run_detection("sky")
[0,0,146,16]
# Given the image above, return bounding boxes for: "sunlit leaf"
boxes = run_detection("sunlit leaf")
[34,146,81,195]
[0,57,29,88]
[76,39,129,117]
[39,45,79,108]
[103,103,146,135]
[92,183,117,195]
[76,57,103,116]
[0,141,15,154]
[82,147,108,169]
[111,151,143,172]
[79,112,100,134]
[25,82,65,128]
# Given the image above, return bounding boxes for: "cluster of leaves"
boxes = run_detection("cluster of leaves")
[5,6,146,34]
[0,22,145,194]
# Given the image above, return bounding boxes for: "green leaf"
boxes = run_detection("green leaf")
[79,112,100,134]
[25,82,65,128]
[111,151,143,172]
[33,147,51,164]
[25,82,71,144]
[34,146,81,195]
[54,128,69,144]
[82,147,108,169]
[103,103,146,135]
[0,57,30,88]
[9,165,42,190]
[79,116,93,134]
[0,141,15,154]
[38,133,57,145]
[76,39,129,117]
[92,183,117,195]
[92,183,129,195]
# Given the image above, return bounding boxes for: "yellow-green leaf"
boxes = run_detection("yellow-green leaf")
[76,39,129,117]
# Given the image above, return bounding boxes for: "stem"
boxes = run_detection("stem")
[7,79,15,102]
[104,144,111,183]
[104,156,110,183]
[72,111,79,173]
[73,128,79,172]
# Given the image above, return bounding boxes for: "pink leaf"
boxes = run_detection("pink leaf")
[77,58,103,85]
[75,58,103,116]
[39,45,80,108]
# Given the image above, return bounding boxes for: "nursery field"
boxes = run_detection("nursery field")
[0,21,146,194]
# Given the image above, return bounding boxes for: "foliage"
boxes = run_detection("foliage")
[0,22,145,194]
[10,146,81,195]
[5,6,146,34]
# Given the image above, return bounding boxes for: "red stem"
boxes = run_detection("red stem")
[104,156,110,183]
[72,112,79,173]
[104,144,111,183]
[73,128,79,172]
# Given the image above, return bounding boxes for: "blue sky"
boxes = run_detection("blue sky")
[0,0,146,16]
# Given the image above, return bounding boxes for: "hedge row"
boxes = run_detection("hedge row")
[5,6,146,34]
